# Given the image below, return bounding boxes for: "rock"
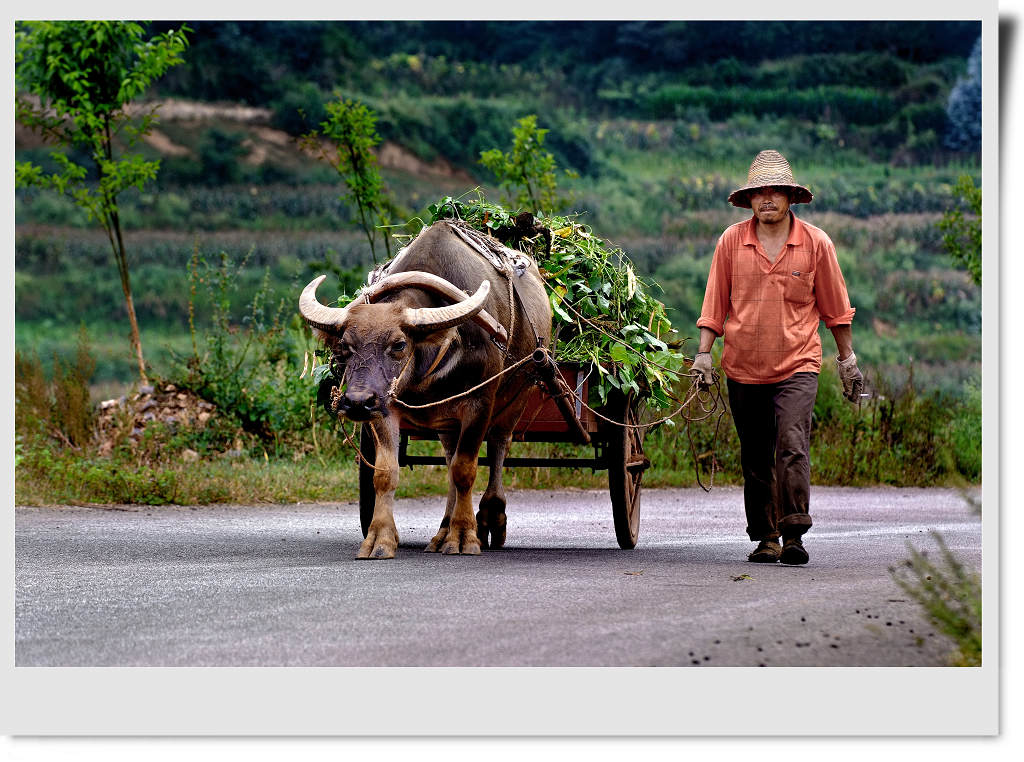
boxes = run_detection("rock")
[94,386,237,458]
[138,385,155,395]
[181,448,199,462]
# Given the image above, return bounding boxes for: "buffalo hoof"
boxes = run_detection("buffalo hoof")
[441,540,481,555]
[476,501,507,550]
[486,513,507,549]
[356,527,398,560]
[439,528,482,556]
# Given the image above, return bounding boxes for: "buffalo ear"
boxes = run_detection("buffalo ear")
[413,330,457,378]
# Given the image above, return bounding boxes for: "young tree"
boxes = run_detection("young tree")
[300,97,399,265]
[479,114,577,213]
[938,175,981,286]
[15,21,190,384]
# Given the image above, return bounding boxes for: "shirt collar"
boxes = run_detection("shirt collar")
[741,211,807,249]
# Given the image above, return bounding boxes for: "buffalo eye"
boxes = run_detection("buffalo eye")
[337,341,353,358]
[390,339,408,355]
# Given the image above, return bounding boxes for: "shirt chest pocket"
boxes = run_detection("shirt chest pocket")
[783,269,815,304]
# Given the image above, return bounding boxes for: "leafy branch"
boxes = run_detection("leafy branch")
[301,96,402,266]
[479,114,576,213]
[938,174,981,286]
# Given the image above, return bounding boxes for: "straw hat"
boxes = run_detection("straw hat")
[728,150,813,208]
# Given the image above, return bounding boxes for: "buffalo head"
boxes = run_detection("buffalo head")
[299,273,491,421]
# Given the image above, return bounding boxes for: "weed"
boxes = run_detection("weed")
[175,247,319,450]
[808,363,979,486]
[890,531,982,666]
[14,324,95,450]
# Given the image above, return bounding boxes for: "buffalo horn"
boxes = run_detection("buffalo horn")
[402,279,491,332]
[298,275,352,331]
[366,270,478,305]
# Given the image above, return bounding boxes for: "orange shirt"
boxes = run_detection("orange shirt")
[697,212,855,384]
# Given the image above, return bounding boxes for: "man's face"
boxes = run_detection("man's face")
[748,186,791,225]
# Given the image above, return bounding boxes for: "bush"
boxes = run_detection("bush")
[197,127,249,186]
[271,79,327,135]
[642,84,901,125]
[15,189,90,227]
[949,375,981,480]
[173,247,322,452]
[898,102,949,136]
[809,363,978,485]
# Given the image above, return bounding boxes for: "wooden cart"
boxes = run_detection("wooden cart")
[357,351,651,549]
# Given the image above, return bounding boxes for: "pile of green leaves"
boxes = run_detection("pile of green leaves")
[424,192,690,411]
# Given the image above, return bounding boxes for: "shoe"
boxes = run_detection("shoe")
[780,537,809,565]
[748,539,782,563]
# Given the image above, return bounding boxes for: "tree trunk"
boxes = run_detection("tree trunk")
[99,117,148,386]
[111,212,148,385]
[122,284,148,385]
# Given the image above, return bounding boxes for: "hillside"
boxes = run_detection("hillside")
[14,20,981,399]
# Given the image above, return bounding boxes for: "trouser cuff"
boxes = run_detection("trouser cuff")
[779,514,812,538]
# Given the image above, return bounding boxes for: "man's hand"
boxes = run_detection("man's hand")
[692,352,715,387]
[836,352,864,402]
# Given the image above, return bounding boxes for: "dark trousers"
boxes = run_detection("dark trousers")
[727,372,818,542]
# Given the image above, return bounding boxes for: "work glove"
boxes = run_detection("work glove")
[836,352,864,403]
[692,352,715,387]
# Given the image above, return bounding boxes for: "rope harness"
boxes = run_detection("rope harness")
[324,220,726,486]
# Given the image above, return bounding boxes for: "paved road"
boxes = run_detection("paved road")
[15,487,981,667]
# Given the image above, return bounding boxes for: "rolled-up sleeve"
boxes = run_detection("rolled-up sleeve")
[814,238,856,327]
[697,235,731,335]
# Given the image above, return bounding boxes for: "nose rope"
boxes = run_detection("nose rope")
[391,351,536,410]
[328,363,350,414]
[387,352,416,399]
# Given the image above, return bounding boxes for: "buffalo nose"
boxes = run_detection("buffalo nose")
[344,389,378,412]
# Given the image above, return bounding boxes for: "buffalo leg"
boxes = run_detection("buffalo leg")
[426,432,458,553]
[477,431,512,549]
[438,411,489,555]
[357,416,401,560]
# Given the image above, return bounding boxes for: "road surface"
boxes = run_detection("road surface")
[15,486,981,667]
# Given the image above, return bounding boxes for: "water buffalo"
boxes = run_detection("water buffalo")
[299,220,552,559]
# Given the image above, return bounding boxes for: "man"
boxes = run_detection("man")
[692,149,864,566]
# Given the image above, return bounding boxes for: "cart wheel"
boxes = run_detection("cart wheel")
[606,390,650,549]
[358,423,376,538]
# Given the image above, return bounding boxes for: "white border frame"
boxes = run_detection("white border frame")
[3,0,1005,740]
